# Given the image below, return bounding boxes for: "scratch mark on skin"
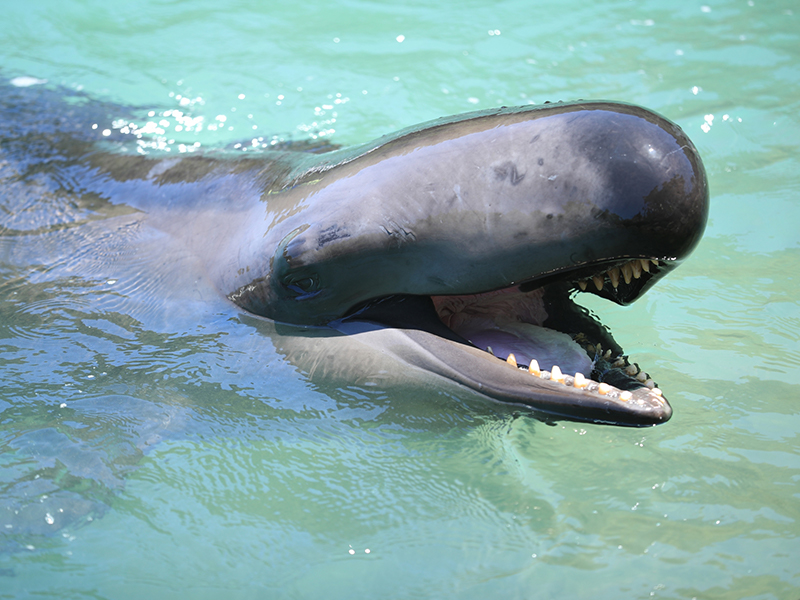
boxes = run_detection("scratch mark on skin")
[318,225,351,248]
[452,184,465,205]
[381,222,417,242]
[494,162,526,185]
[664,144,691,159]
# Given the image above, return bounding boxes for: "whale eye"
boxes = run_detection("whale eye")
[283,274,321,299]
[290,277,315,293]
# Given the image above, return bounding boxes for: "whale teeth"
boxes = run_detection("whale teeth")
[621,263,633,285]
[485,343,662,405]
[608,267,620,289]
[576,258,665,293]
[573,372,589,389]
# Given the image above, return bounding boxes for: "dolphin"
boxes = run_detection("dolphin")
[4,91,709,427]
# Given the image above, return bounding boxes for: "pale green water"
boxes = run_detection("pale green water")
[0,0,798,599]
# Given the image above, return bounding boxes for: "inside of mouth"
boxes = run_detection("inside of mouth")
[431,258,667,397]
[433,287,593,374]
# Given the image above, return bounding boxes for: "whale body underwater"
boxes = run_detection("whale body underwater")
[1,85,708,427]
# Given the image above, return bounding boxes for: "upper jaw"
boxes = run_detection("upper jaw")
[520,257,674,306]
[575,258,676,305]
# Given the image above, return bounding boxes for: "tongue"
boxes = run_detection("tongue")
[453,318,594,376]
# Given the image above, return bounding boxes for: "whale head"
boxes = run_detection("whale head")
[231,102,709,426]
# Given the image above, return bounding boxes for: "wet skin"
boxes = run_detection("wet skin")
[6,95,709,426]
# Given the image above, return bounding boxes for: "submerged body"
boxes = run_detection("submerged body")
[2,85,708,427]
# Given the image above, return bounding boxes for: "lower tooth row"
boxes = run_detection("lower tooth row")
[504,353,662,400]
[592,349,657,389]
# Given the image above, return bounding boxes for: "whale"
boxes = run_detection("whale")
[1,86,708,428]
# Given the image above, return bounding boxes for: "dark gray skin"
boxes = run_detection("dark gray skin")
[226,103,707,327]
[17,98,709,426]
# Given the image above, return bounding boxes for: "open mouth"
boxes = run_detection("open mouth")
[344,256,674,426]
[432,257,671,412]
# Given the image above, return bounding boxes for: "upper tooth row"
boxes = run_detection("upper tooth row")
[504,353,662,402]
[577,259,657,292]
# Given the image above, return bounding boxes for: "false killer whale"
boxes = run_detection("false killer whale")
[1,85,708,427]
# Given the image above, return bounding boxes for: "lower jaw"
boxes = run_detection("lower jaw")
[445,318,593,377]
[431,285,661,397]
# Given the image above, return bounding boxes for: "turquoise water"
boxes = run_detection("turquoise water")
[1,0,798,598]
